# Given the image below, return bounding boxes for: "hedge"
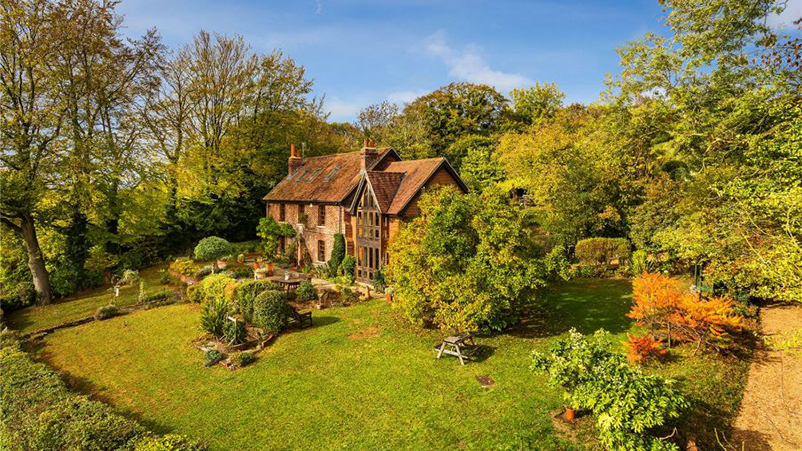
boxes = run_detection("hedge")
[0,332,203,450]
[575,238,630,267]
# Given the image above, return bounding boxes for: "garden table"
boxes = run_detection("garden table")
[270,276,302,293]
[436,334,476,365]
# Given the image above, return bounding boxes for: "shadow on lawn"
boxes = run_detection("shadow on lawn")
[507,278,634,339]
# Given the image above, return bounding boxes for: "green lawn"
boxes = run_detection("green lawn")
[7,266,177,335]
[31,278,749,450]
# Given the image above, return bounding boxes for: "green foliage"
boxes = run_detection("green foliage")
[200,299,229,337]
[575,238,631,268]
[631,250,649,277]
[194,237,233,263]
[0,333,151,450]
[256,217,296,258]
[197,274,234,304]
[204,349,225,367]
[252,290,290,334]
[295,280,318,302]
[229,351,256,368]
[339,287,359,303]
[231,280,277,323]
[532,329,688,451]
[169,258,201,277]
[510,82,565,127]
[223,318,246,344]
[339,255,356,283]
[132,434,207,451]
[371,269,386,292]
[544,247,572,282]
[386,187,555,332]
[458,135,504,192]
[94,304,119,321]
[329,233,346,276]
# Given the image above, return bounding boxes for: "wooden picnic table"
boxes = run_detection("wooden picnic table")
[270,276,303,292]
[436,334,477,365]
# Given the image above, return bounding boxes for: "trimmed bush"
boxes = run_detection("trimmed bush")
[339,255,356,283]
[132,434,206,451]
[186,285,200,303]
[574,237,630,268]
[197,274,234,304]
[0,333,194,450]
[204,349,225,367]
[253,290,290,334]
[192,266,213,279]
[227,266,254,279]
[200,298,229,337]
[231,280,277,323]
[194,236,233,263]
[371,269,386,292]
[229,351,255,368]
[95,304,119,320]
[169,257,200,277]
[141,289,173,303]
[329,233,346,276]
[296,280,318,302]
[340,287,359,303]
[223,318,246,344]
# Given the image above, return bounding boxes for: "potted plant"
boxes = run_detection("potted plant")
[254,257,263,270]
[385,287,394,303]
[237,253,245,264]
[254,268,269,280]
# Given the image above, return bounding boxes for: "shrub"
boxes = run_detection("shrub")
[169,257,200,277]
[257,217,296,256]
[574,237,630,268]
[141,289,173,303]
[532,329,687,451]
[95,304,119,320]
[296,280,317,302]
[629,273,742,351]
[204,349,225,367]
[371,269,386,292]
[623,333,667,364]
[253,290,290,334]
[192,266,213,279]
[197,274,234,304]
[339,255,356,283]
[132,434,207,451]
[231,280,277,323]
[339,286,359,303]
[229,351,255,368]
[223,318,246,344]
[0,282,36,313]
[544,246,572,281]
[186,285,200,303]
[237,253,245,264]
[329,233,346,276]
[200,298,229,337]
[227,266,254,279]
[631,249,649,276]
[194,236,234,264]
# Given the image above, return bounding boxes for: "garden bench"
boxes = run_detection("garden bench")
[289,306,312,329]
[436,334,477,365]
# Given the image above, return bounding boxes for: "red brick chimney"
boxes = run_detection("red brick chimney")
[288,143,303,176]
[360,139,378,172]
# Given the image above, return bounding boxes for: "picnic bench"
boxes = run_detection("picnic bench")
[436,334,477,365]
[288,305,312,329]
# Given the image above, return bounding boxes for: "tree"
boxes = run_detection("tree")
[509,82,565,127]
[456,135,503,192]
[400,83,509,168]
[356,101,398,143]
[386,187,552,332]
[0,0,63,304]
[194,236,233,269]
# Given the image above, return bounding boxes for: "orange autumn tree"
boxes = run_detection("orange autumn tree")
[628,273,742,353]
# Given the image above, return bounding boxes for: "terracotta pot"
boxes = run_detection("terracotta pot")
[267,262,274,272]
[385,292,393,303]
[217,260,227,269]
[253,262,261,270]
[564,408,576,421]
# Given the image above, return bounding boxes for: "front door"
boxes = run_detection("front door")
[355,185,381,283]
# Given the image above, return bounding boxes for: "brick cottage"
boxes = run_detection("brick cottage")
[263,141,468,283]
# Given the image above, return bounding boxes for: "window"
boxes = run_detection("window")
[279,203,285,221]
[298,204,305,218]
[318,205,326,226]
[317,240,325,262]
[323,166,341,182]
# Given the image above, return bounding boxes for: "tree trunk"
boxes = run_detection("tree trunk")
[19,214,52,305]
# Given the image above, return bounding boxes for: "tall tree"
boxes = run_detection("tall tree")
[0,0,61,304]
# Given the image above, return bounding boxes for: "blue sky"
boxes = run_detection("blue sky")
[118,0,801,122]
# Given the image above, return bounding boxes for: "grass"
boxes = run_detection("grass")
[30,277,750,450]
[7,265,178,335]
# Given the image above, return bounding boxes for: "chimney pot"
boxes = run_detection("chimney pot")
[288,143,302,176]
[291,143,296,157]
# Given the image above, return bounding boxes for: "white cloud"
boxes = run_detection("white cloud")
[767,0,801,30]
[326,98,362,121]
[387,89,428,104]
[424,31,531,91]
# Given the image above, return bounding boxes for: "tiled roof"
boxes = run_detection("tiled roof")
[366,171,405,213]
[263,149,394,203]
[382,158,447,215]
